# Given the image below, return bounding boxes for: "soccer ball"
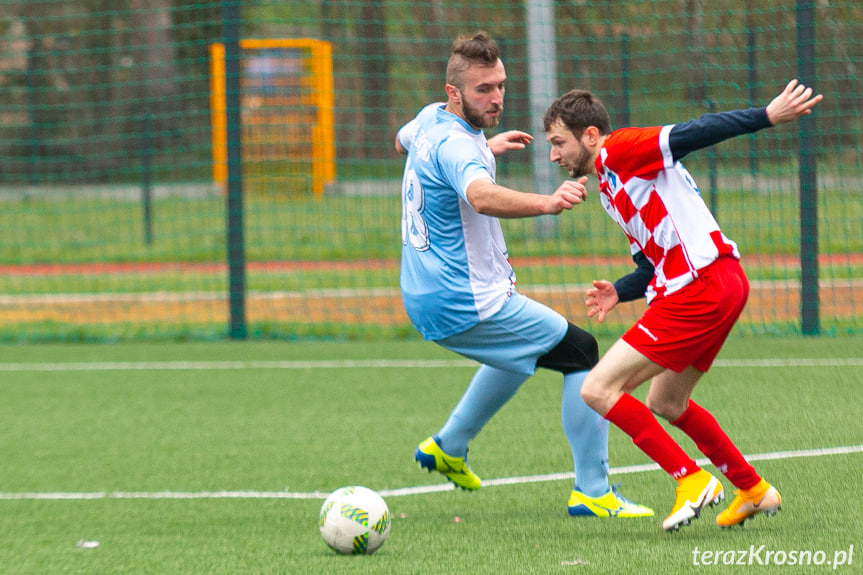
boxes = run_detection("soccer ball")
[319,486,391,555]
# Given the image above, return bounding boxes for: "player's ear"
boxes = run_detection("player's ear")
[584,126,600,146]
[445,83,460,104]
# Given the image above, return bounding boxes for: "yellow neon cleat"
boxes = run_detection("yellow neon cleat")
[716,479,782,527]
[568,485,655,517]
[662,469,725,531]
[414,436,481,490]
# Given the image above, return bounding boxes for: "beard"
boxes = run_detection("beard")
[566,146,594,178]
[462,98,502,129]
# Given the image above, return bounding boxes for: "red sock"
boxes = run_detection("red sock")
[671,400,760,490]
[605,393,699,480]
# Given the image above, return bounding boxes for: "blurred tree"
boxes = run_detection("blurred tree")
[684,0,708,102]
[359,1,390,160]
[3,0,219,182]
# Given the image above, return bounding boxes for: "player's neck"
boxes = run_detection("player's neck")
[444,103,467,124]
[594,134,609,160]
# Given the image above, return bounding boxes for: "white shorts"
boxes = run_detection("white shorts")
[436,293,568,375]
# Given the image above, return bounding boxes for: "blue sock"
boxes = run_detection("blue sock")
[562,370,610,497]
[437,365,529,458]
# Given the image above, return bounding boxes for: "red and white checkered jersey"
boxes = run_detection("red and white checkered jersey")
[596,125,740,303]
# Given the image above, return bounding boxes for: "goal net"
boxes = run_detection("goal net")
[209,38,335,196]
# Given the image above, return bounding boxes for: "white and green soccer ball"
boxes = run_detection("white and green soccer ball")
[319,486,391,555]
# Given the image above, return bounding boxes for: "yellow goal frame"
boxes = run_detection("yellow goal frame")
[209,38,335,197]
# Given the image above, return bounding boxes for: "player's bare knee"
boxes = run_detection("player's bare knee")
[579,374,605,410]
[645,396,686,421]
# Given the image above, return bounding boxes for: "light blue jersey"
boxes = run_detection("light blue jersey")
[398,103,517,341]
[399,106,618,501]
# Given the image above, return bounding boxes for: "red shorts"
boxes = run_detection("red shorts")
[622,256,749,373]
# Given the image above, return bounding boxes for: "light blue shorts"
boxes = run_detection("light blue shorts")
[436,293,568,376]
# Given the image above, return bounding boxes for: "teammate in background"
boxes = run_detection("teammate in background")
[395,31,653,518]
[542,79,822,530]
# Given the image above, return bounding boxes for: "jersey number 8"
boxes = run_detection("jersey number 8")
[401,165,430,251]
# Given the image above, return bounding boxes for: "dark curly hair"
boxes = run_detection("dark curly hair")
[543,89,612,138]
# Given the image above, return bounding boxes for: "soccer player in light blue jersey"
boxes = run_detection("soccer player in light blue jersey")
[394,31,653,518]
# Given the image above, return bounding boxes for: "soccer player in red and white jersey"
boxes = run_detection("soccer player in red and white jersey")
[542,80,822,531]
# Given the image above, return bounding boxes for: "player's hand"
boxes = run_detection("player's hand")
[546,177,588,214]
[585,280,619,323]
[766,79,823,125]
[487,130,533,156]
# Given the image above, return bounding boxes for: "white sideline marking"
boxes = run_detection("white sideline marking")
[1,445,860,501]
[0,359,479,371]
[1,357,862,372]
[714,358,863,367]
[2,278,862,305]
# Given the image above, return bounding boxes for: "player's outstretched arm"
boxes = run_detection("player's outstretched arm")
[487,130,533,156]
[766,79,823,126]
[466,176,587,218]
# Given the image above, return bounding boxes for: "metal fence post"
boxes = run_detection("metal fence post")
[797,0,820,335]
[223,0,247,339]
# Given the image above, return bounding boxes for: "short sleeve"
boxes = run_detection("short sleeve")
[397,118,420,152]
[437,136,493,204]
